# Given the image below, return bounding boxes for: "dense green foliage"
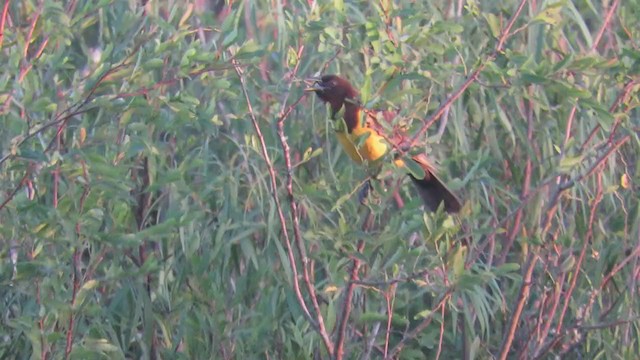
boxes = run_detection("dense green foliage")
[1,0,638,358]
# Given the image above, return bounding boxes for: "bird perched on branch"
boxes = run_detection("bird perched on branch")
[305,74,461,213]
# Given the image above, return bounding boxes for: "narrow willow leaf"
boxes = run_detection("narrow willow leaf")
[558,154,585,173]
[403,157,426,179]
[73,280,98,310]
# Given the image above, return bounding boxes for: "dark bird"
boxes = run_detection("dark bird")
[305,75,462,213]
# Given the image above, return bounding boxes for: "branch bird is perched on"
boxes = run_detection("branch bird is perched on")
[305,74,462,213]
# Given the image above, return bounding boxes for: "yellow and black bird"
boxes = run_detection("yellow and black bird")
[305,74,461,213]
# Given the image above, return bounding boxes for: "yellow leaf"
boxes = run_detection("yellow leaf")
[413,279,427,287]
[79,127,87,145]
[621,173,630,189]
[324,285,339,294]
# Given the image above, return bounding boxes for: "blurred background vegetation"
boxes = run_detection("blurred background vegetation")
[1,0,638,358]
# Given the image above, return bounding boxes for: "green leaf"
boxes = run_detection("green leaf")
[236,40,265,60]
[520,72,549,85]
[31,97,57,112]
[431,20,464,34]
[82,338,121,354]
[414,309,433,320]
[532,2,564,26]
[494,97,515,146]
[449,246,466,280]
[73,279,99,310]
[558,154,585,173]
[483,13,501,38]
[496,263,521,274]
[403,157,426,179]
[222,27,238,48]
[143,58,165,70]
[302,147,323,162]
[552,53,574,72]
[561,254,576,272]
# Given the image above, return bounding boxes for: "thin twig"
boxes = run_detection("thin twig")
[435,299,446,360]
[232,52,335,355]
[363,321,382,360]
[498,86,535,265]
[585,245,640,319]
[0,173,30,211]
[577,317,640,331]
[554,171,603,334]
[65,249,80,357]
[0,0,10,48]
[533,171,604,358]
[335,239,365,360]
[383,283,396,357]
[275,43,336,355]
[230,58,316,326]
[498,251,538,360]
[591,0,620,54]
[532,271,565,356]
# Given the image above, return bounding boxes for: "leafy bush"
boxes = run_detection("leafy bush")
[1,0,638,359]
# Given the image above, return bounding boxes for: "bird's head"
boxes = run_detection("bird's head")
[305,75,359,116]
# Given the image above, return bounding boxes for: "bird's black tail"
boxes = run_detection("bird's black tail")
[409,155,462,213]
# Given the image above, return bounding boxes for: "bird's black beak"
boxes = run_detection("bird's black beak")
[304,77,324,92]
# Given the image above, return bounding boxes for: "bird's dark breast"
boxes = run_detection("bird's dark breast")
[340,103,360,133]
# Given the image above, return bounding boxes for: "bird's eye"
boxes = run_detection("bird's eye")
[330,80,338,87]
